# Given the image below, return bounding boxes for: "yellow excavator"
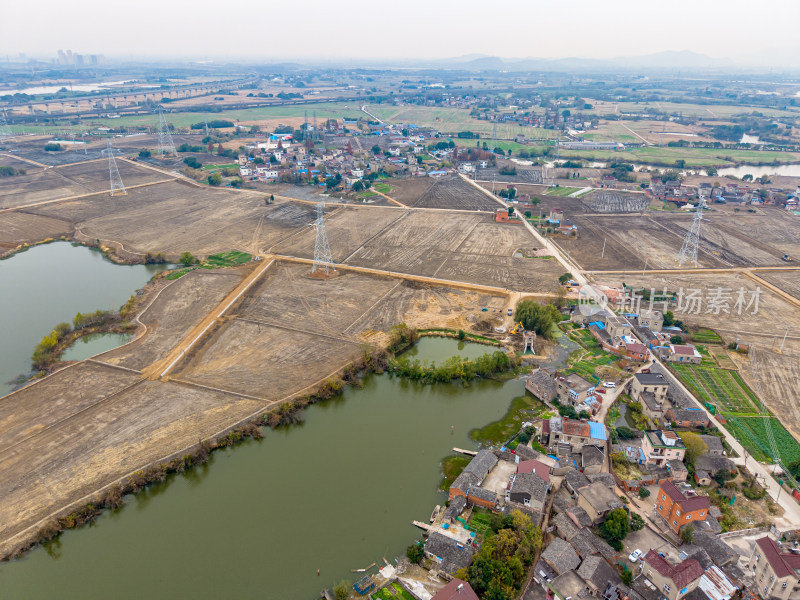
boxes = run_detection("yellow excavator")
[509,321,524,335]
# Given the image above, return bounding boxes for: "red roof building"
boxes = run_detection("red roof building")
[517,459,551,483]
[642,550,704,600]
[432,578,480,600]
[749,537,800,600]
[655,481,710,534]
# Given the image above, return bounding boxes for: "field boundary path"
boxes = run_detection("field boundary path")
[142,257,276,379]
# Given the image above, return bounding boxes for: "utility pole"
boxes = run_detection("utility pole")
[601,238,606,259]
[642,257,648,276]
[779,326,790,353]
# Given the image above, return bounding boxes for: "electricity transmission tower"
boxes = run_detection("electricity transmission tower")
[204,115,210,138]
[102,140,127,196]
[0,108,13,140]
[311,202,334,276]
[491,118,497,144]
[677,207,703,267]
[156,105,176,156]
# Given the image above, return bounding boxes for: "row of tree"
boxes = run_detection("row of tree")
[390,350,514,383]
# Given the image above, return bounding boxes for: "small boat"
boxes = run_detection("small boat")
[430,505,441,522]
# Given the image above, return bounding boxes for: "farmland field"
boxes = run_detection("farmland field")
[558,145,800,167]
[726,416,800,466]
[672,364,762,415]
[546,186,583,197]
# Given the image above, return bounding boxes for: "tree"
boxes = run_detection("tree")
[663,310,675,327]
[680,525,694,544]
[371,144,381,155]
[515,300,562,339]
[679,432,708,465]
[742,174,754,182]
[705,167,718,177]
[332,580,351,600]
[616,427,636,440]
[207,172,222,186]
[600,508,630,543]
[630,512,645,531]
[406,543,424,564]
[352,180,364,192]
[179,252,195,266]
[216,143,224,155]
[670,334,683,344]
[138,149,151,158]
[558,273,573,285]
[638,487,651,499]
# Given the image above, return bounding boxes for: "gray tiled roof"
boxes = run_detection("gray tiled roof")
[510,473,548,503]
[564,469,591,493]
[693,531,738,566]
[541,538,582,575]
[577,556,622,590]
[425,532,476,574]
[443,494,467,521]
[694,454,736,474]
[698,435,724,453]
[552,512,582,540]
[467,485,497,504]
[582,445,605,468]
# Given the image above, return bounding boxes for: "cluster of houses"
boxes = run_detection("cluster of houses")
[648,178,800,210]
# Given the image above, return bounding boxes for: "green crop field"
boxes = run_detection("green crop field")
[206,251,252,267]
[726,416,800,465]
[672,364,762,415]
[372,183,391,194]
[692,328,723,344]
[546,186,583,197]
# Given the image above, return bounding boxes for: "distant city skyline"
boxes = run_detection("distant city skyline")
[2,0,799,68]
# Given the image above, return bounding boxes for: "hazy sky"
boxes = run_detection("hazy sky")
[2,0,799,66]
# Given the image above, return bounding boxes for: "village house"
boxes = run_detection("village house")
[622,342,650,362]
[544,417,608,452]
[632,373,670,420]
[578,555,623,596]
[424,532,476,575]
[582,445,606,475]
[506,472,549,517]
[577,481,624,524]
[667,459,689,483]
[662,344,703,365]
[548,570,590,600]
[748,537,800,600]
[697,435,725,456]
[432,579,480,600]
[527,369,557,403]
[694,454,736,478]
[636,309,664,331]
[655,481,710,534]
[556,374,596,406]
[641,551,704,600]
[449,449,498,501]
[666,408,710,429]
[541,537,582,575]
[642,430,686,466]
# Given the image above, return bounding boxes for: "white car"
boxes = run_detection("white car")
[603,381,616,388]
[629,549,643,563]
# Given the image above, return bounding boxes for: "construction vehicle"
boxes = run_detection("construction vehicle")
[782,254,794,262]
[509,321,524,335]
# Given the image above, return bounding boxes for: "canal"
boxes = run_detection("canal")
[0,271,524,599]
[0,242,167,396]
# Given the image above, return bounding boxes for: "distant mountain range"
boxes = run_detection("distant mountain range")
[423,50,735,72]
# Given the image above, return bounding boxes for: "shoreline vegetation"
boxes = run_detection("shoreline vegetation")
[4,323,516,563]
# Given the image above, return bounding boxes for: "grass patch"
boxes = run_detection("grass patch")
[440,455,471,491]
[469,394,548,446]
[165,268,194,280]
[205,251,252,267]
[200,163,237,171]
[372,183,391,194]
[418,328,500,346]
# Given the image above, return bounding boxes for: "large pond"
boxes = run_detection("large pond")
[0,242,168,396]
[716,163,800,179]
[0,338,522,599]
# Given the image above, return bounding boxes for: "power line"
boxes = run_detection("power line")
[155,105,176,157]
[677,206,703,267]
[311,202,334,276]
[102,140,127,196]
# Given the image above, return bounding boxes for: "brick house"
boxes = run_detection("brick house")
[666,408,711,428]
[655,481,710,534]
[449,449,497,500]
[623,342,650,361]
[641,551,704,600]
[664,344,702,365]
[748,536,800,600]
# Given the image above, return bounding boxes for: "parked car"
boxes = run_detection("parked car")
[507,308,513,316]
[629,549,643,563]
[596,389,607,394]
[603,381,616,388]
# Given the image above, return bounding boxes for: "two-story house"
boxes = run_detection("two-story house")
[642,430,686,466]
[555,374,596,406]
[655,480,710,534]
[641,551,704,600]
[749,536,800,600]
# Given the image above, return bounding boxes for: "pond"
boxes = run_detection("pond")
[400,336,497,363]
[0,338,525,599]
[0,242,168,396]
[60,332,134,362]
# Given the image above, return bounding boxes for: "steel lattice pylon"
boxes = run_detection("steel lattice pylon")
[103,140,127,196]
[311,203,334,275]
[677,207,703,267]
[0,108,13,140]
[156,105,176,157]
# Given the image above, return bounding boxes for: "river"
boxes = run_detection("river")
[0,242,167,396]
[0,338,522,598]
[716,163,800,179]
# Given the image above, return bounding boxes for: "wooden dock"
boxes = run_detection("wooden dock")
[412,520,432,531]
[452,447,477,456]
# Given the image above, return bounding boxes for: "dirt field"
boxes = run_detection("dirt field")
[385,177,435,205]
[0,212,73,252]
[28,181,310,259]
[0,159,170,209]
[406,175,499,211]
[99,269,244,371]
[616,272,800,355]
[757,271,800,301]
